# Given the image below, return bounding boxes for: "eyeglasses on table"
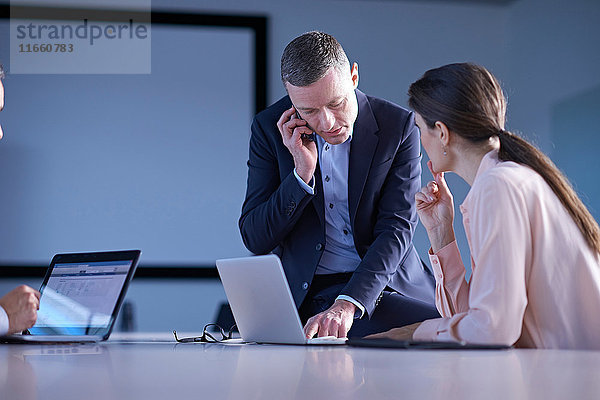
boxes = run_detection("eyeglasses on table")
[173,323,237,343]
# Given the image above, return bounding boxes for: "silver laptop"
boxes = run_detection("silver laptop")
[1,250,140,343]
[216,254,346,345]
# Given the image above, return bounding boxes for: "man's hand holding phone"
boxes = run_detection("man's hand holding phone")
[277,106,318,185]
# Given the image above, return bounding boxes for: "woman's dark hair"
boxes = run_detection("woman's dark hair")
[408,62,600,254]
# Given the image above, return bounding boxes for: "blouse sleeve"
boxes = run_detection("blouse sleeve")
[414,174,530,345]
[428,241,470,317]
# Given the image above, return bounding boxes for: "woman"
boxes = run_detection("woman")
[375,63,600,349]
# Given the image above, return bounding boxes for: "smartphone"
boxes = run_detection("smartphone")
[295,111,316,142]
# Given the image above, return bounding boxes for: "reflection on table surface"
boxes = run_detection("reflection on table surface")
[1,335,600,400]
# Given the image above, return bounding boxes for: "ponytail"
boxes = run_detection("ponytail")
[497,130,600,254]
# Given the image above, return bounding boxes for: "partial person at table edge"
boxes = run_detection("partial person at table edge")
[0,64,41,336]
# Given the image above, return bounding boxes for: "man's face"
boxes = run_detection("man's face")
[286,64,359,145]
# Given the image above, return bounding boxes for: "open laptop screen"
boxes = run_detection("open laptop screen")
[28,251,139,337]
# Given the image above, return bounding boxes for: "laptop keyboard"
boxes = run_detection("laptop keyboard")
[306,336,347,345]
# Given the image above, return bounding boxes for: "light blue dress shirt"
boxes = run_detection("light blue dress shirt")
[294,133,365,317]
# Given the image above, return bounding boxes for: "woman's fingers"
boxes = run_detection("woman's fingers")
[425,160,453,201]
[427,181,438,195]
[416,183,437,203]
[434,171,445,187]
[415,191,431,204]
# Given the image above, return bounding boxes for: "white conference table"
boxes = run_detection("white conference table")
[1,333,599,400]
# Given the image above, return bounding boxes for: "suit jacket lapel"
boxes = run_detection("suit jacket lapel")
[349,90,379,227]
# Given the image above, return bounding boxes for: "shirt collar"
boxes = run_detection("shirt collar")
[473,149,501,183]
[316,131,353,149]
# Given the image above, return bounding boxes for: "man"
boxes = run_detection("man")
[239,32,438,338]
[0,64,41,335]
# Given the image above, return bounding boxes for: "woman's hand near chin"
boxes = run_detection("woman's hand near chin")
[416,161,456,252]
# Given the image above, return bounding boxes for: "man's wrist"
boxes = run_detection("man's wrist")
[296,168,314,185]
[334,298,356,312]
[293,168,315,194]
[335,296,365,319]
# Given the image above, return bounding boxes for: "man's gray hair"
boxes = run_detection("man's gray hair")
[280,31,349,87]
[0,64,5,80]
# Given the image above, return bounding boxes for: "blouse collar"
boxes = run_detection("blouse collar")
[460,149,501,214]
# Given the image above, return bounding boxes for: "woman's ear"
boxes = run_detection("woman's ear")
[435,121,450,147]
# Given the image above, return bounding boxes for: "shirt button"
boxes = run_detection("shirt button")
[302,282,309,290]
[343,229,348,235]
[325,145,330,151]
[325,175,330,182]
[437,274,443,279]
[329,203,334,209]
[432,259,438,264]
[315,243,323,251]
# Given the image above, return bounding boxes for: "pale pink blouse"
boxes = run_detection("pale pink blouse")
[413,150,600,349]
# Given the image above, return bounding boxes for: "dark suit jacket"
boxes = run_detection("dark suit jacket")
[239,89,435,317]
